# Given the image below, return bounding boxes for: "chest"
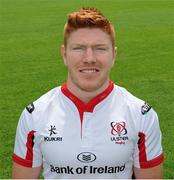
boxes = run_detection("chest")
[37,106,138,167]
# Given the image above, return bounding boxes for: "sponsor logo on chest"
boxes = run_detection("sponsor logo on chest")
[50,164,125,175]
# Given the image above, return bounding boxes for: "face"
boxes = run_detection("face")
[61,28,116,92]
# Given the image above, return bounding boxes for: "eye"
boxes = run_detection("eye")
[73,47,82,50]
[95,47,107,51]
[72,46,85,51]
[97,48,106,50]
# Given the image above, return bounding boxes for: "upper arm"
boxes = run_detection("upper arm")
[134,163,163,179]
[12,162,42,179]
[133,106,164,169]
[12,107,43,174]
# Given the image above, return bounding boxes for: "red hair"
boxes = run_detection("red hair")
[64,7,115,47]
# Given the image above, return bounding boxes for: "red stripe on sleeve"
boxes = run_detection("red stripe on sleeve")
[138,132,164,168]
[138,132,147,165]
[26,130,36,164]
[140,154,164,168]
[12,130,36,167]
[12,153,32,167]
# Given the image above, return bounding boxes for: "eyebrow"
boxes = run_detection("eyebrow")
[70,43,108,47]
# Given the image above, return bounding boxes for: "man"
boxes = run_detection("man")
[12,7,163,179]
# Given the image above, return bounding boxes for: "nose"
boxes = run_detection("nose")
[83,47,96,64]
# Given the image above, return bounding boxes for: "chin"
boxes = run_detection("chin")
[80,86,98,92]
[78,80,105,92]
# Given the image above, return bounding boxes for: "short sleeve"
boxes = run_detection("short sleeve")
[12,108,42,168]
[133,108,164,168]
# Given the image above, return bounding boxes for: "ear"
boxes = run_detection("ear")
[61,45,67,65]
[112,46,117,66]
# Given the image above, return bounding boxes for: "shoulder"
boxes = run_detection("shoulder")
[113,85,160,136]
[25,86,61,115]
[18,86,62,129]
[114,85,153,116]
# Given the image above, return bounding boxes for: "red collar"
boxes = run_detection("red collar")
[61,81,114,122]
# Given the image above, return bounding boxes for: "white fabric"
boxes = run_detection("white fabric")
[13,84,163,179]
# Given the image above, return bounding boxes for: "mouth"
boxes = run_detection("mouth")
[79,68,99,73]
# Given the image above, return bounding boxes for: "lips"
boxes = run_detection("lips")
[79,68,99,73]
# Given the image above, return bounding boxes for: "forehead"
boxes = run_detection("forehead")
[67,28,112,46]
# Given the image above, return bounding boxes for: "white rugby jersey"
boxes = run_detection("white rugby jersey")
[13,81,164,179]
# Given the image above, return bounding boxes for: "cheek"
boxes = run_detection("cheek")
[107,54,115,67]
[67,53,82,65]
[100,56,114,69]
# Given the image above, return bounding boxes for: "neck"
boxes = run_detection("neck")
[66,80,110,104]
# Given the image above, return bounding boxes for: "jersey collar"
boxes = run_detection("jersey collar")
[61,81,114,136]
[61,81,114,115]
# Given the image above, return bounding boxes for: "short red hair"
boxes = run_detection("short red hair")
[64,7,115,47]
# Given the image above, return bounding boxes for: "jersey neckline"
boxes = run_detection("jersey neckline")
[61,81,114,122]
